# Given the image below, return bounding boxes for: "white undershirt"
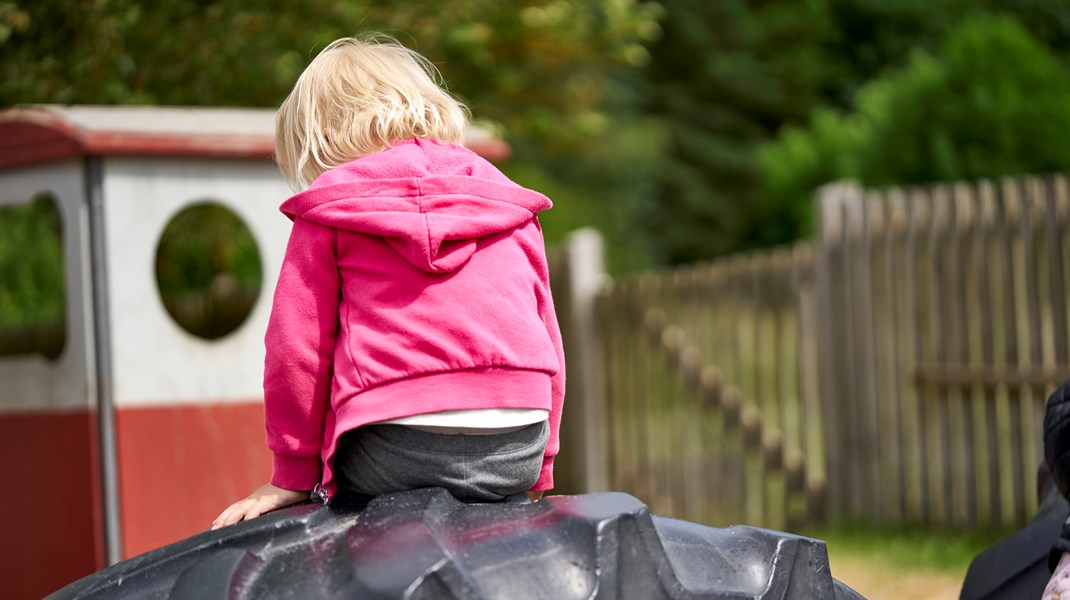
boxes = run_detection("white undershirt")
[380,408,549,435]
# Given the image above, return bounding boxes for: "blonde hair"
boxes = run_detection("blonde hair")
[275,34,470,189]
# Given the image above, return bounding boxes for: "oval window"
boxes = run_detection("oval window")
[155,202,263,340]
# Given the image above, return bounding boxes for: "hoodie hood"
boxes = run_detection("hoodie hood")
[280,138,551,273]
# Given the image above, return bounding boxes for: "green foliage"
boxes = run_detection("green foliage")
[7,1,1070,274]
[0,0,661,151]
[340,0,663,150]
[643,0,1070,263]
[860,13,1070,184]
[759,14,1070,226]
[155,203,262,294]
[504,116,666,274]
[0,195,64,326]
[154,203,264,340]
[642,0,904,262]
[0,195,66,358]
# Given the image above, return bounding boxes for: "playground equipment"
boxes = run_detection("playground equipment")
[48,488,865,599]
[0,105,506,598]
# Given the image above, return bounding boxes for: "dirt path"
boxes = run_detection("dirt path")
[830,555,967,600]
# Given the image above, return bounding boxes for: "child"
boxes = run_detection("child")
[213,34,565,529]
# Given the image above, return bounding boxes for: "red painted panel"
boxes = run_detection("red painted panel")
[0,120,84,170]
[115,402,271,558]
[0,410,102,600]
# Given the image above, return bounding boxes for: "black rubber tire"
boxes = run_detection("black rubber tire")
[49,488,864,599]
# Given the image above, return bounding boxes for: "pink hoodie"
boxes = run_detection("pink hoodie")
[264,138,565,498]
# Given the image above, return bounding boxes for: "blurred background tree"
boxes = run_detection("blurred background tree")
[0,0,660,147]
[3,0,1070,278]
[0,195,65,358]
[645,0,1070,263]
[759,13,1070,240]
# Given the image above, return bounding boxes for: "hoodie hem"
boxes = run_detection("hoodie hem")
[335,367,553,430]
[319,367,553,495]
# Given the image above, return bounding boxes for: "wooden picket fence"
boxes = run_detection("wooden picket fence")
[818,178,1070,529]
[556,174,1070,531]
[591,246,822,531]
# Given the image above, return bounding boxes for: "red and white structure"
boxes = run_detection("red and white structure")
[0,105,509,598]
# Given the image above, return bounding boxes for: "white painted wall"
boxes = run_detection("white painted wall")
[102,157,292,407]
[0,160,95,412]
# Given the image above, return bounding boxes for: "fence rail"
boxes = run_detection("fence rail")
[557,173,1070,531]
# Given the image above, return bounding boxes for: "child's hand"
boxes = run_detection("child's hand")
[212,483,310,530]
[527,491,545,502]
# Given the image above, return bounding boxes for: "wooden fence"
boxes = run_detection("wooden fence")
[819,178,1070,529]
[556,174,1070,531]
[591,246,822,532]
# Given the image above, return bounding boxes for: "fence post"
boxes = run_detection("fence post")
[815,181,866,522]
[561,228,610,493]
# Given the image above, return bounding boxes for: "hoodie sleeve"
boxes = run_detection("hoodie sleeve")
[264,217,340,491]
[532,227,566,492]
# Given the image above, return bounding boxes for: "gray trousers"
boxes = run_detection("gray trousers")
[333,421,550,502]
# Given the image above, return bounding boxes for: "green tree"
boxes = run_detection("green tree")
[759,14,1070,224]
[0,0,660,149]
[0,195,65,358]
[642,0,1070,263]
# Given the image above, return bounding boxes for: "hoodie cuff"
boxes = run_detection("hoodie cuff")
[270,453,322,492]
[531,455,555,492]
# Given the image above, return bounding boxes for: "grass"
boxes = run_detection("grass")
[799,522,1012,599]
[803,521,1007,573]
